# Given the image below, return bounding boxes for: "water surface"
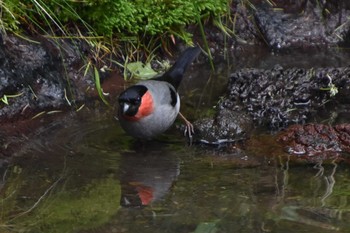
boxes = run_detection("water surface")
[1,48,350,233]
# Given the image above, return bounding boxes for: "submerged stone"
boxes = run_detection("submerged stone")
[277,123,350,156]
[193,105,253,144]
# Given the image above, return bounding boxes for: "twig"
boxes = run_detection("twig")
[9,176,63,221]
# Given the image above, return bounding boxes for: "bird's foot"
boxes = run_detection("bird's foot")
[178,112,194,145]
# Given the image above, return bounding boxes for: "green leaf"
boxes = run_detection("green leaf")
[126,61,158,80]
[192,222,218,233]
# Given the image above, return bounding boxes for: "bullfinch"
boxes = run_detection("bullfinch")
[118,46,201,140]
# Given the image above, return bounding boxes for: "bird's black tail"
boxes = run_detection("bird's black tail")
[155,46,201,90]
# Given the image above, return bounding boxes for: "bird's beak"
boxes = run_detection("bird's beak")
[123,103,130,114]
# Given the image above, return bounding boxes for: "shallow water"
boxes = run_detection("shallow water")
[1,48,350,233]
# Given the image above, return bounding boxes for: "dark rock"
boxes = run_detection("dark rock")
[254,1,350,50]
[231,3,260,45]
[227,65,350,129]
[193,104,253,144]
[194,64,350,144]
[0,34,94,122]
[277,123,350,156]
[334,124,350,151]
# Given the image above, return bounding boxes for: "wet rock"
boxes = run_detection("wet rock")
[230,2,259,45]
[227,65,350,129]
[334,124,350,152]
[193,104,253,143]
[185,1,261,58]
[277,123,350,156]
[254,1,350,49]
[0,34,93,122]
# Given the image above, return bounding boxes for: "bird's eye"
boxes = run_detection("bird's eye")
[133,98,141,105]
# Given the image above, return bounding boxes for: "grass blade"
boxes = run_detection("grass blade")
[94,67,109,106]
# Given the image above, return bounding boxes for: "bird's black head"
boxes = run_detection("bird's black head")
[118,85,148,116]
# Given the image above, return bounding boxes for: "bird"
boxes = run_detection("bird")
[117,46,201,141]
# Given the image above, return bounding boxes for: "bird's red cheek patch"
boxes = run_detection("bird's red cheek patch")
[137,91,154,117]
[123,91,154,121]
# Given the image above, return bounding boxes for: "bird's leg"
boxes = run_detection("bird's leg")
[178,112,194,144]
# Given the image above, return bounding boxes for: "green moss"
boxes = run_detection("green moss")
[13,177,120,233]
[2,0,229,38]
[0,170,121,233]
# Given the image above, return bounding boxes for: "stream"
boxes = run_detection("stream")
[1,47,350,233]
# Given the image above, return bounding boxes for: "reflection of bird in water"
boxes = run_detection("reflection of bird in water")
[119,146,180,207]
